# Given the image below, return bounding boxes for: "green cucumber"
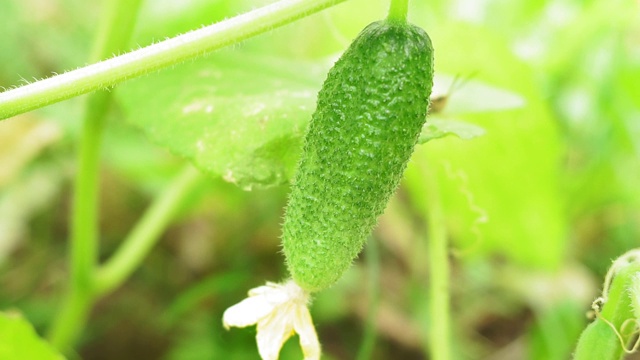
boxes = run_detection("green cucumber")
[282,19,434,292]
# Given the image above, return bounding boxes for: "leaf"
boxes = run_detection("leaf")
[115,45,493,191]
[116,51,328,190]
[419,116,486,143]
[430,74,526,114]
[0,311,65,360]
[406,20,567,269]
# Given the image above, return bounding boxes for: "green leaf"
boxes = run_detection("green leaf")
[116,51,327,190]
[431,74,526,114]
[0,311,65,360]
[419,116,486,143]
[407,20,566,269]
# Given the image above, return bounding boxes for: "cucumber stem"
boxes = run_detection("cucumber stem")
[387,0,409,22]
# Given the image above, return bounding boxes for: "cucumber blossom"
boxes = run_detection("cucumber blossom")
[282,19,434,292]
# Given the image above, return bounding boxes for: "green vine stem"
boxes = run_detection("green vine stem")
[387,0,409,22]
[47,0,143,350]
[0,0,349,121]
[403,149,452,360]
[94,166,204,296]
[425,162,451,360]
[574,253,640,359]
[46,94,108,351]
[356,237,381,360]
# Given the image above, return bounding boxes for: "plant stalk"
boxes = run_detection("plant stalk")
[0,0,349,120]
[94,166,203,296]
[47,0,143,351]
[356,237,381,360]
[387,0,410,22]
[425,166,452,360]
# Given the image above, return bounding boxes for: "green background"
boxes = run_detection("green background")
[0,0,639,358]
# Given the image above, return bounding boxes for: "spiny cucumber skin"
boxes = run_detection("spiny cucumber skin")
[282,20,434,293]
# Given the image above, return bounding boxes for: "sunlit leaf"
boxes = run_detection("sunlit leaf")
[406,20,566,269]
[0,311,65,360]
[419,116,486,143]
[117,51,327,190]
[430,74,526,114]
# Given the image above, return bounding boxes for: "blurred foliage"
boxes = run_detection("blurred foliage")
[0,0,639,359]
[0,311,65,359]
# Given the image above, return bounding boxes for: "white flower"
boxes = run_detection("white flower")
[223,280,321,360]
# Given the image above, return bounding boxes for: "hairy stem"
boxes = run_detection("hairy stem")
[47,0,143,351]
[574,260,640,359]
[0,0,349,120]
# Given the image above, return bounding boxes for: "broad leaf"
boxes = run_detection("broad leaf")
[431,74,526,114]
[0,311,64,360]
[419,117,486,143]
[406,20,566,269]
[117,51,327,190]
[117,41,521,191]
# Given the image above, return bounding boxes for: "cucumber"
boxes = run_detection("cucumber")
[282,19,434,293]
